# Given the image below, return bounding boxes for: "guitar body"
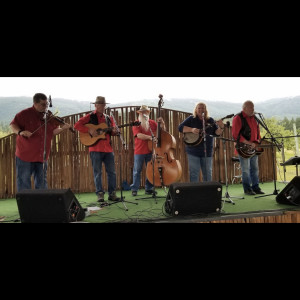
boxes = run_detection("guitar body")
[79,121,141,147]
[79,123,110,147]
[236,142,264,159]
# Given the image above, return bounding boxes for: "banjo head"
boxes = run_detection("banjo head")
[183,132,203,146]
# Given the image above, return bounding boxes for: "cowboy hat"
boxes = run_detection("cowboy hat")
[137,105,151,113]
[91,96,110,105]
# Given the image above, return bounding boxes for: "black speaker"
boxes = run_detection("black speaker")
[165,181,223,216]
[16,188,85,223]
[276,176,300,206]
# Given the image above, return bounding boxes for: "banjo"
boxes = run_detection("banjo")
[183,131,204,147]
[183,114,234,147]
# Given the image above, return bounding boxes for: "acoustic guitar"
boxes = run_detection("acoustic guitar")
[79,121,140,146]
[236,141,281,159]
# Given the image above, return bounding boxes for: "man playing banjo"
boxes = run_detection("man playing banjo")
[178,102,224,182]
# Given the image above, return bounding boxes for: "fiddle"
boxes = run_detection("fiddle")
[45,111,75,133]
[31,110,75,136]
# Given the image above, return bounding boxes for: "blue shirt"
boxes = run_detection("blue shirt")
[178,115,219,157]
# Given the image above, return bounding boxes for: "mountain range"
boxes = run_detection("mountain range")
[1,96,299,124]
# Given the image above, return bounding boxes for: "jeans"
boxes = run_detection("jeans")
[187,154,213,182]
[90,152,117,195]
[238,154,260,192]
[130,153,153,192]
[16,156,48,192]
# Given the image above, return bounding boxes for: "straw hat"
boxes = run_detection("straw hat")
[91,96,110,105]
[137,105,151,113]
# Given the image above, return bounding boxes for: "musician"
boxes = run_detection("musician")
[232,100,265,195]
[74,96,120,203]
[178,102,224,182]
[10,93,72,192]
[130,105,166,197]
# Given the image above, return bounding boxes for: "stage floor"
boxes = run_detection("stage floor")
[1,181,299,223]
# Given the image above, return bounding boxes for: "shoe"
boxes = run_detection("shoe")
[108,191,120,201]
[132,191,137,197]
[244,190,256,195]
[145,190,157,195]
[97,192,105,202]
[253,189,265,194]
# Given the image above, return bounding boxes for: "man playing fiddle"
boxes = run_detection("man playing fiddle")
[10,93,72,192]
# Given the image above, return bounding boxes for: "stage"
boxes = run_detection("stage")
[1,180,300,223]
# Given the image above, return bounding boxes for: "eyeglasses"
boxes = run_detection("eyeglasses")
[39,101,49,107]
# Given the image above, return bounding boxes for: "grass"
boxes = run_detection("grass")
[276,149,299,182]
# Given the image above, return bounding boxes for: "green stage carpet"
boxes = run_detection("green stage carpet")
[0,181,299,223]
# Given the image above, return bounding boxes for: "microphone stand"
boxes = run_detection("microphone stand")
[42,102,51,189]
[202,113,207,160]
[107,111,138,210]
[254,113,281,199]
[217,122,244,206]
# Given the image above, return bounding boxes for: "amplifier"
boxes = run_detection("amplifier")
[276,176,300,206]
[165,181,222,216]
[16,188,85,223]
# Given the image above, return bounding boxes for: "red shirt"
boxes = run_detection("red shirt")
[74,111,115,153]
[10,106,58,162]
[132,119,157,154]
[232,111,261,155]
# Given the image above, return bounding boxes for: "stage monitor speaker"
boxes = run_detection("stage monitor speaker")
[276,176,300,206]
[165,181,222,216]
[16,188,85,223]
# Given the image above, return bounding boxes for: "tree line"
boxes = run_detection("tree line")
[261,117,300,151]
[0,122,11,138]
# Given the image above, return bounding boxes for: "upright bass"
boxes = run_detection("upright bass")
[146,94,182,186]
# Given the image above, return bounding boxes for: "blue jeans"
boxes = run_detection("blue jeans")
[16,156,48,192]
[130,153,153,192]
[187,154,213,182]
[90,152,117,195]
[238,154,260,192]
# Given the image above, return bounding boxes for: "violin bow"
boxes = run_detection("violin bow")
[30,111,59,136]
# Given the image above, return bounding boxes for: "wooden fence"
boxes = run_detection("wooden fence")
[0,106,276,199]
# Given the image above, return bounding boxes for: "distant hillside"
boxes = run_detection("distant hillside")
[0,97,93,123]
[113,96,300,120]
[1,96,300,124]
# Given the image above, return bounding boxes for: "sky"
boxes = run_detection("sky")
[1,77,300,104]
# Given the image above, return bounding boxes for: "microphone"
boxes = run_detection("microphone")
[49,95,52,107]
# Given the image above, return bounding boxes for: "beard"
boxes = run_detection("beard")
[138,114,149,131]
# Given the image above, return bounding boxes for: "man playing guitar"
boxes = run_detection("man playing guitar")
[74,96,120,203]
[232,100,265,195]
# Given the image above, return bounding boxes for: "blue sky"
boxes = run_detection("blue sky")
[0,77,300,104]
